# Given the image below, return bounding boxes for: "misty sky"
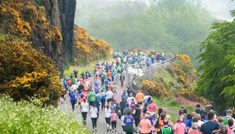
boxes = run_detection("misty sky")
[76,0,235,21]
[200,0,235,21]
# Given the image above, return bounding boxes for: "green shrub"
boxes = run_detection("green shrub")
[0,96,91,134]
[0,41,62,107]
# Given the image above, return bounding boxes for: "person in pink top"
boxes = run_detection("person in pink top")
[175,116,186,134]
[139,114,152,134]
[147,100,157,120]
[227,119,234,134]
[111,110,117,132]
[188,123,199,134]
[112,90,117,104]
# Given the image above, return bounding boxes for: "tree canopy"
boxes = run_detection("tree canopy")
[195,10,235,110]
[76,0,213,66]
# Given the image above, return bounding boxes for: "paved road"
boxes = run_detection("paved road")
[58,72,128,133]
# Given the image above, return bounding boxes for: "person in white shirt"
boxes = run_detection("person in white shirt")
[106,90,113,106]
[127,94,136,106]
[105,105,112,132]
[76,80,80,89]
[90,104,98,132]
[144,94,153,103]
[195,114,204,127]
[81,99,89,125]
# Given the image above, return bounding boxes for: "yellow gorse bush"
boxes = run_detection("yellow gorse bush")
[73,25,112,65]
[0,0,62,43]
[0,41,62,107]
[141,80,169,97]
[180,55,191,63]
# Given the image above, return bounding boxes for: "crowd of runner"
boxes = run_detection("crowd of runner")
[61,50,235,134]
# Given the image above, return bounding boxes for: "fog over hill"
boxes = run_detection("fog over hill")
[75,0,235,23]
[200,0,235,21]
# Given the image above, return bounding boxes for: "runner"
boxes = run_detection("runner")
[93,96,100,118]
[101,90,106,110]
[136,90,144,105]
[139,114,152,134]
[124,112,136,134]
[227,119,234,134]
[175,116,186,134]
[90,104,98,132]
[127,94,135,106]
[111,110,117,132]
[81,99,89,125]
[88,89,96,107]
[113,90,117,104]
[130,98,136,110]
[133,104,141,132]
[200,111,220,134]
[106,89,113,106]
[120,98,127,116]
[223,109,234,126]
[147,100,157,120]
[127,87,132,97]
[120,72,125,87]
[123,104,132,116]
[69,89,78,112]
[162,120,173,134]
[105,105,112,132]
[188,123,199,134]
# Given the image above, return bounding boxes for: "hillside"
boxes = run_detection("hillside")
[139,54,202,102]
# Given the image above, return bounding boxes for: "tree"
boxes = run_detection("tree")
[195,10,235,110]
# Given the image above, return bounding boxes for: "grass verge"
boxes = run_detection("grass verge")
[64,56,114,77]
[154,97,195,114]
[168,112,177,123]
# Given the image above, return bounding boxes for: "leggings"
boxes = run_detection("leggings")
[82,112,87,122]
[71,100,76,111]
[105,117,111,125]
[121,81,124,87]
[111,122,116,129]
[101,99,105,110]
[135,118,140,127]
[91,118,97,129]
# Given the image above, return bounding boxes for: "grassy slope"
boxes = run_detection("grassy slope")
[153,97,196,123]
[149,55,199,123]
[64,56,114,77]
[0,97,91,134]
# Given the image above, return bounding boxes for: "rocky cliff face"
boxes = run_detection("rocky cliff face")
[42,0,76,74]
[58,0,76,61]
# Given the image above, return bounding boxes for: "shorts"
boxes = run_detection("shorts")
[137,102,142,105]
[122,125,125,131]
[89,101,94,106]
[107,98,112,102]
[105,117,111,125]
